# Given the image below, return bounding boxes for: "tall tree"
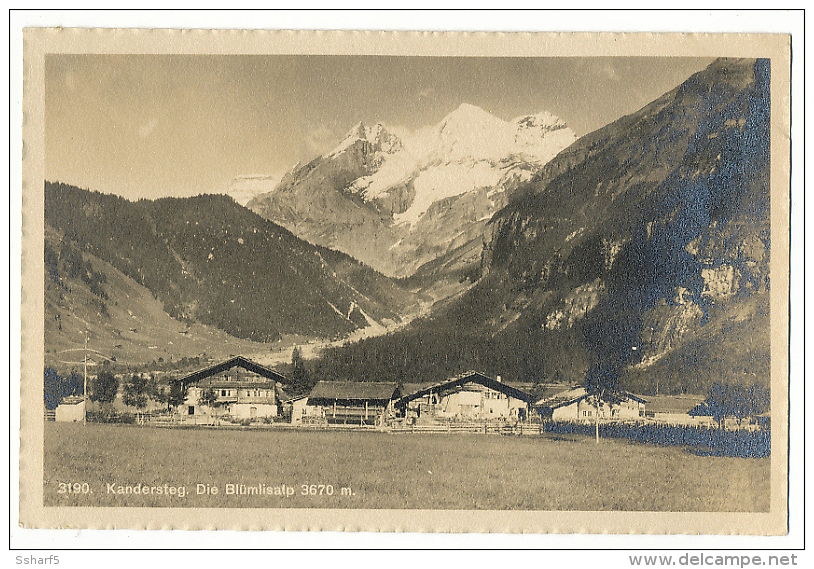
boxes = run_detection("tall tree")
[65,371,84,397]
[122,373,148,420]
[584,365,623,443]
[291,346,309,394]
[198,387,219,410]
[146,374,169,408]
[91,369,119,407]
[43,367,63,411]
[168,381,189,410]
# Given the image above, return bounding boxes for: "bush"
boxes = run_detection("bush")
[543,421,770,458]
[86,410,135,424]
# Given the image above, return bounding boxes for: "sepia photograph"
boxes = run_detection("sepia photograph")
[16,21,795,542]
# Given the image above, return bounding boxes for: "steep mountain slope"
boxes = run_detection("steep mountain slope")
[477,57,771,392]
[44,224,281,369]
[248,104,576,278]
[45,182,422,344]
[312,58,772,396]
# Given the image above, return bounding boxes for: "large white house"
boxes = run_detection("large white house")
[535,387,646,422]
[396,371,534,423]
[174,356,287,421]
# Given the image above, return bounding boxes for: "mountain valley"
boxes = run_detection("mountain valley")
[44,58,773,398]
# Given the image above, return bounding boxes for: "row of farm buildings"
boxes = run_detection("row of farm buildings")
[52,356,767,430]
[79,356,746,428]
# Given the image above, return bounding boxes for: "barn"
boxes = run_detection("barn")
[535,387,646,422]
[644,395,712,426]
[174,356,287,421]
[396,371,534,423]
[306,381,400,425]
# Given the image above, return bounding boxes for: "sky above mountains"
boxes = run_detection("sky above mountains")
[45,55,713,201]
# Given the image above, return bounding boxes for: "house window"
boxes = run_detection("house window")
[221,390,227,396]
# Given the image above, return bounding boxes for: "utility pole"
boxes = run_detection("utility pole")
[83,330,88,426]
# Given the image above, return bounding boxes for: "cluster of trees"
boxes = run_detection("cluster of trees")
[45,366,189,419]
[43,367,83,410]
[310,321,591,392]
[118,372,188,415]
[691,382,770,427]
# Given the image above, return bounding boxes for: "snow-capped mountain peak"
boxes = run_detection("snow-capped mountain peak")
[439,103,506,132]
[330,121,403,157]
[248,103,577,277]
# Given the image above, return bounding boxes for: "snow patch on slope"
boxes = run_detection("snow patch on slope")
[228,174,284,206]
[394,161,504,225]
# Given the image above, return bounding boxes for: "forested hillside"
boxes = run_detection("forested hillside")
[45,182,420,342]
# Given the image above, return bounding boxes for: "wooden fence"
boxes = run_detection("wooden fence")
[390,422,543,435]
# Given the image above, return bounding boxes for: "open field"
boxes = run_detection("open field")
[44,422,769,511]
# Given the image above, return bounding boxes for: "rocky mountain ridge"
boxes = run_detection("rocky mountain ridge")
[247,103,576,278]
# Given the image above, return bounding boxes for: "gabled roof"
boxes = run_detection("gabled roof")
[284,394,310,404]
[644,395,704,415]
[535,387,647,409]
[308,381,400,402]
[397,371,535,405]
[176,356,286,386]
[400,382,436,398]
[59,395,85,406]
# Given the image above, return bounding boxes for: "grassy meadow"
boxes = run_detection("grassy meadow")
[44,422,769,511]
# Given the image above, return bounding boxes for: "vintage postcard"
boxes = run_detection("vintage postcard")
[18,27,792,537]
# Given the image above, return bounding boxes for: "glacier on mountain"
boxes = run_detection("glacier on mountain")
[247,103,576,278]
[334,103,576,226]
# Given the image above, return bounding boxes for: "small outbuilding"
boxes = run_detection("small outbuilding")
[54,395,85,422]
[285,394,317,425]
[306,381,401,425]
